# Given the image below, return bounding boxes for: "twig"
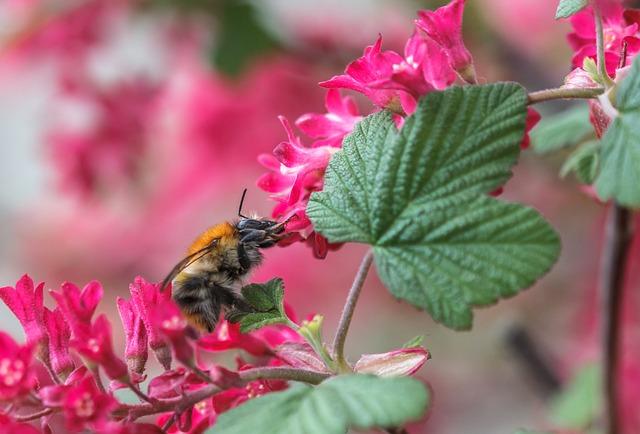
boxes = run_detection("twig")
[332,250,375,371]
[527,87,604,104]
[123,367,330,421]
[15,408,53,422]
[599,203,632,434]
[124,379,157,405]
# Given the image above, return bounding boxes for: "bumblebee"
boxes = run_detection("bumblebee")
[161,191,285,332]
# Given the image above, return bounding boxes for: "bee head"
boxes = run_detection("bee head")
[236,217,285,248]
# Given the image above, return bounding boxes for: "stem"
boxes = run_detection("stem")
[527,87,604,104]
[124,379,157,405]
[594,7,615,88]
[15,408,53,422]
[123,367,330,421]
[332,250,374,371]
[599,203,632,434]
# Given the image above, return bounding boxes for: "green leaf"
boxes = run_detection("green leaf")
[560,140,600,184]
[241,278,285,314]
[551,363,601,429]
[555,0,588,19]
[231,278,289,332]
[211,0,280,76]
[531,105,594,153]
[595,56,640,207]
[206,375,429,434]
[308,83,560,330]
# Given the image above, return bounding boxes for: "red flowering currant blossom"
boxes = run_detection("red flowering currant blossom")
[0,332,36,401]
[0,275,47,350]
[62,375,117,432]
[198,320,272,356]
[128,277,173,370]
[567,4,640,76]
[521,108,541,150]
[117,297,148,375]
[71,315,128,381]
[295,89,362,148]
[43,307,75,379]
[415,0,476,81]
[50,280,102,339]
[257,115,343,259]
[152,299,195,366]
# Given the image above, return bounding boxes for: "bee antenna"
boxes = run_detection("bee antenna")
[238,188,249,219]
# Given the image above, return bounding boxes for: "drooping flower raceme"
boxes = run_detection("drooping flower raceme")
[259,0,536,257]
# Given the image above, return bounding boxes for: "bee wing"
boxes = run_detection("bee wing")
[160,245,213,291]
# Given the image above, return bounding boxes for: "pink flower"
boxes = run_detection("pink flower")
[0,413,41,434]
[117,297,148,375]
[0,332,36,401]
[43,307,74,379]
[153,299,194,366]
[415,0,475,80]
[319,36,405,112]
[354,347,430,377]
[295,89,362,148]
[157,399,215,434]
[0,275,47,349]
[129,277,172,370]
[521,108,542,150]
[71,315,128,380]
[257,117,341,258]
[567,6,640,76]
[62,375,117,432]
[198,320,271,357]
[50,280,102,339]
[381,32,456,113]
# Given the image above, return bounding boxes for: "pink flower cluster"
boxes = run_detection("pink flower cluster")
[567,3,640,77]
[0,275,296,432]
[0,274,428,432]
[259,0,539,258]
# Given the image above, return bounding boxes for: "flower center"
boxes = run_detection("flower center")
[87,339,100,353]
[162,315,186,330]
[0,358,25,387]
[74,392,96,418]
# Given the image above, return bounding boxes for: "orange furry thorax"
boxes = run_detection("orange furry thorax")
[187,222,238,255]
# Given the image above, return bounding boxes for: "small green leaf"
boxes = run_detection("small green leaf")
[401,335,425,348]
[560,140,600,184]
[551,363,601,429]
[241,278,285,314]
[595,55,640,207]
[555,0,588,19]
[206,375,429,434]
[531,105,594,153]
[239,312,286,333]
[308,84,560,330]
[230,278,289,332]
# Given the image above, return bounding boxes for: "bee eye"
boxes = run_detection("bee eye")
[209,238,220,247]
